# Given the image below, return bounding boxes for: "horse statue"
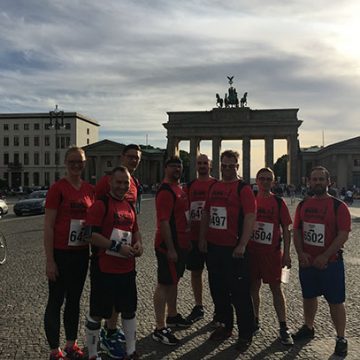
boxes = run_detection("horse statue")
[240,92,248,107]
[216,93,223,108]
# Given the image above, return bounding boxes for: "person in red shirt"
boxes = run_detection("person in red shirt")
[84,166,143,360]
[199,150,256,353]
[248,167,293,345]
[94,144,141,349]
[293,166,351,357]
[152,156,192,346]
[44,146,95,360]
[183,154,216,324]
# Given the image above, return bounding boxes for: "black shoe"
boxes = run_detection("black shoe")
[166,313,192,328]
[279,328,294,346]
[152,327,180,346]
[186,305,204,323]
[334,337,348,357]
[235,337,252,352]
[293,324,315,341]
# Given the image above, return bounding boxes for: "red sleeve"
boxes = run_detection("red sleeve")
[240,185,256,214]
[337,203,351,232]
[85,200,106,227]
[95,176,110,199]
[293,203,302,230]
[156,190,175,222]
[280,199,292,226]
[45,182,62,209]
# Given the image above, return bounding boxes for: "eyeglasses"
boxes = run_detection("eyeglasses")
[67,160,86,165]
[221,163,237,169]
[257,176,273,181]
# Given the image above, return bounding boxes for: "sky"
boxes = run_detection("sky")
[1,0,359,176]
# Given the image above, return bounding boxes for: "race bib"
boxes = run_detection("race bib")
[209,206,227,230]
[251,221,274,245]
[303,222,325,247]
[68,219,86,246]
[190,201,205,221]
[105,228,132,258]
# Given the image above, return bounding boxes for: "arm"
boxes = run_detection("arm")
[281,225,291,268]
[198,209,210,253]
[44,208,58,281]
[90,231,134,258]
[132,231,143,257]
[293,228,312,267]
[233,212,256,257]
[160,220,178,262]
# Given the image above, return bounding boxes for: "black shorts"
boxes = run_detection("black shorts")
[186,240,206,271]
[90,259,137,319]
[156,248,187,285]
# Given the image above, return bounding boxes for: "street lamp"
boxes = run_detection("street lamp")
[48,105,65,181]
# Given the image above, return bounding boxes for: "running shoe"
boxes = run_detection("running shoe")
[235,337,252,352]
[334,337,348,357]
[279,328,294,346]
[100,327,126,344]
[49,350,65,360]
[293,324,315,341]
[166,313,192,328]
[152,327,180,346]
[100,331,127,359]
[209,325,232,341]
[186,305,204,323]
[64,343,84,359]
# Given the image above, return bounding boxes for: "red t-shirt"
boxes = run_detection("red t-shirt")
[45,178,95,250]
[85,194,139,274]
[155,182,190,250]
[248,194,292,252]
[184,178,217,242]
[204,180,256,247]
[293,196,351,262]
[95,174,138,204]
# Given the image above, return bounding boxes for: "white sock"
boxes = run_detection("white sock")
[86,318,100,358]
[122,317,136,355]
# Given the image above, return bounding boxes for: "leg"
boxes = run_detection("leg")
[153,283,170,329]
[303,297,318,329]
[105,309,119,331]
[269,282,286,323]
[191,270,203,306]
[250,278,261,319]
[329,303,346,338]
[85,315,102,359]
[166,284,178,317]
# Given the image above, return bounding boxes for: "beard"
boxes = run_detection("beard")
[312,185,327,196]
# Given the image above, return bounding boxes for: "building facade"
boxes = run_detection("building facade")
[0,112,99,189]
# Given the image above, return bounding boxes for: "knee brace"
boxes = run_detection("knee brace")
[86,315,101,331]
[121,312,135,320]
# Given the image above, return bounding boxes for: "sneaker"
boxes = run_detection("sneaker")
[186,305,204,323]
[152,327,180,346]
[166,313,192,328]
[235,337,252,352]
[100,331,127,359]
[334,337,348,357]
[209,325,232,341]
[64,343,84,359]
[100,327,126,344]
[293,325,315,341]
[49,350,65,360]
[279,328,294,346]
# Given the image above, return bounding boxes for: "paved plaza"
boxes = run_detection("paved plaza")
[0,197,359,359]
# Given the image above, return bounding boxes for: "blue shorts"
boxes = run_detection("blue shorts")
[299,259,345,304]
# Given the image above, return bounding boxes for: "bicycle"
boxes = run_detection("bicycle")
[0,230,7,265]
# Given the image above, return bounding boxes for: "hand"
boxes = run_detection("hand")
[232,244,245,258]
[198,240,207,254]
[46,259,59,281]
[312,254,329,270]
[120,244,135,258]
[167,248,178,262]
[282,253,292,269]
[298,252,312,267]
[133,241,143,257]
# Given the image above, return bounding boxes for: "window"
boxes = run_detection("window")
[56,137,60,148]
[65,123,71,130]
[44,172,50,186]
[33,172,39,186]
[4,137,9,146]
[24,153,29,165]
[45,152,50,165]
[4,124,9,131]
[61,137,66,149]
[24,136,29,146]
[34,153,39,165]
[14,153,20,164]
[45,136,50,146]
[3,153,9,165]
[107,160,112,168]
[87,138,90,145]
[45,123,51,130]
[24,172,29,187]
[4,172,9,183]
[354,159,360,167]
[14,136,19,146]
[66,137,70,147]
[24,123,29,130]
[87,128,90,135]
[55,152,60,165]
[34,136,40,146]
[55,172,60,181]
[34,123,40,130]
[13,124,19,130]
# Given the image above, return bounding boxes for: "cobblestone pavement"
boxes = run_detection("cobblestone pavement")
[0,197,359,359]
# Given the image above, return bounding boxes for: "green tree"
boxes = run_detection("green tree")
[273,154,288,184]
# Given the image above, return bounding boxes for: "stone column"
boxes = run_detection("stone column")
[166,136,180,157]
[242,137,251,183]
[265,136,274,168]
[189,137,200,180]
[212,137,221,179]
[287,135,298,185]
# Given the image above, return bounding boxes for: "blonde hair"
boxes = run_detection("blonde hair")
[64,146,85,161]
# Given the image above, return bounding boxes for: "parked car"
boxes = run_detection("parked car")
[0,199,8,216]
[13,190,48,216]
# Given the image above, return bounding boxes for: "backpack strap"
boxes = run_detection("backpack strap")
[237,180,248,242]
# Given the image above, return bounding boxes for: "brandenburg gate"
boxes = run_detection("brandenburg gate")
[164,106,302,184]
